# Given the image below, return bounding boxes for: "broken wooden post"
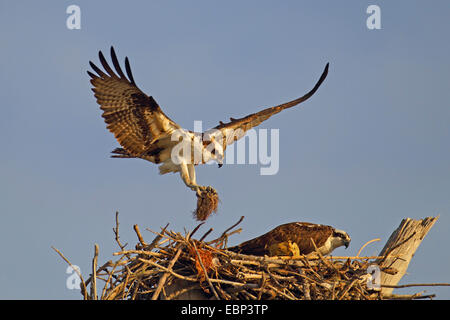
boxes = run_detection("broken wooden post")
[375,216,439,296]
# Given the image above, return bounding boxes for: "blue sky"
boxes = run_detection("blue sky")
[1,1,449,299]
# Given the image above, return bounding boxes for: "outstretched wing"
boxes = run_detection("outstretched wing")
[213,63,329,149]
[88,46,180,157]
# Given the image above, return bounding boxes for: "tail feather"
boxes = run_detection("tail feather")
[110,148,135,158]
[110,147,164,165]
[226,242,267,256]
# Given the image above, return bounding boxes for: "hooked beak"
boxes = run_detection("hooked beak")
[218,163,223,168]
[344,240,350,249]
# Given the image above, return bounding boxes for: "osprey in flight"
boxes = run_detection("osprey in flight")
[88,47,329,220]
[228,222,351,257]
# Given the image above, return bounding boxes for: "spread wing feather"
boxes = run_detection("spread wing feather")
[214,63,329,149]
[88,46,180,157]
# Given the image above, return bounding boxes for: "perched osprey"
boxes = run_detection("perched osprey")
[228,222,351,257]
[88,47,329,220]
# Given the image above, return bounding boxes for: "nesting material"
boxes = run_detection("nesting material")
[194,186,219,221]
[54,216,442,300]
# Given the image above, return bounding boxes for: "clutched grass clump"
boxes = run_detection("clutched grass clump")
[194,186,219,221]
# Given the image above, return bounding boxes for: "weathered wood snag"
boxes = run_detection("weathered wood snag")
[376,216,439,295]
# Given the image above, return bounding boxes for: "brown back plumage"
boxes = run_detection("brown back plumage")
[228,222,334,256]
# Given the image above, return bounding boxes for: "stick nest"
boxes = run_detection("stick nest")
[54,215,439,300]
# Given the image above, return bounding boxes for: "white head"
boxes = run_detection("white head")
[202,130,225,167]
[330,228,351,251]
